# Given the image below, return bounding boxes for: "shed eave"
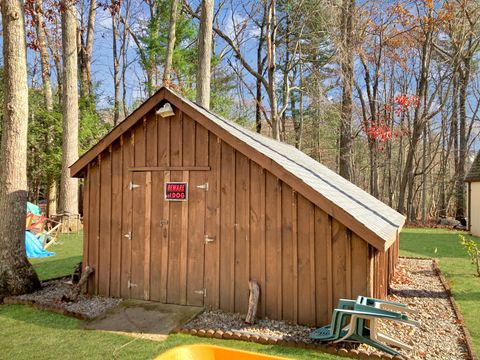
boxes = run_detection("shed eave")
[163,89,403,252]
[70,86,404,252]
[70,87,167,177]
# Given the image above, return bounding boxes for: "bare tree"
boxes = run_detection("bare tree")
[163,0,179,85]
[0,0,41,298]
[78,0,97,98]
[196,0,214,108]
[339,0,355,180]
[185,1,286,139]
[110,0,121,124]
[34,0,57,216]
[59,0,79,217]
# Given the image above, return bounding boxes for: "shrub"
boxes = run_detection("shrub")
[459,234,480,277]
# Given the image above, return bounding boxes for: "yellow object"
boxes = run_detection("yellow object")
[155,345,287,360]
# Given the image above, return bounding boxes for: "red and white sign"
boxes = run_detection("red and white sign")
[165,182,188,201]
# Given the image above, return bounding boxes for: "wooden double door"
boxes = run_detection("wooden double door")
[127,169,209,306]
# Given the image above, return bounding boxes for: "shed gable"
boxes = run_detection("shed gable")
[80,105,395,326]
[71,87,405,251]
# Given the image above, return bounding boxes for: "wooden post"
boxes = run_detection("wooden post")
[245,280,260,324]
[62,266,94,302]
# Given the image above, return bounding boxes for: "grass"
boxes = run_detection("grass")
[0,232,339,360]
[0,304,339,360]
[2,229,478,359]
[400,228,480,355]
[0,303,338,360]
[29,232,83,280]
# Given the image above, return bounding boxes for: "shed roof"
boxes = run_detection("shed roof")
[466,151,480,182]
[71,87,405,251]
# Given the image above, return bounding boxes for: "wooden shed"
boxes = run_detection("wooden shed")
[70,87,405,326]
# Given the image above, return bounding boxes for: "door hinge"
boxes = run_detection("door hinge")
[129,182,140,190]
[204,235,215,244]
[128,280,137,288]
[194,288,207,297]
[124,232,132,240]
[196,182,209,191]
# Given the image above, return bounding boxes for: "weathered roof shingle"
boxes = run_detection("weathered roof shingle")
[71,87,405,251]
[181,91,406,246]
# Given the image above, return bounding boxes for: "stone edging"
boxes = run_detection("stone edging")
[170,327,404,360]
[3,297,91,320]
[431,259,478,360]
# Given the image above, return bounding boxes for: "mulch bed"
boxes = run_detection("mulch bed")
[176,258,475,360]
[3,278,121,320]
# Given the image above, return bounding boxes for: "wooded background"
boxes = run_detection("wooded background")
[1,0,479,224]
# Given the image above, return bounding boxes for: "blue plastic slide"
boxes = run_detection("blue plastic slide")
[25,231,55,258]
[26,202,41,216]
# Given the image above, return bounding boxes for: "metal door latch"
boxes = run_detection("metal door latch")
[204,235,215,244]
[160,219,169,227]
[127,280,137,288]
[129,182,140,190]
[196,182,209,191]
[124,232,132,240]
[194,288,207,297]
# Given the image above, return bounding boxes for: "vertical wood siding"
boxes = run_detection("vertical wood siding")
[83,107,398,326]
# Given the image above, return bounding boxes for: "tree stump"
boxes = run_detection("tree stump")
[245,280,260,324]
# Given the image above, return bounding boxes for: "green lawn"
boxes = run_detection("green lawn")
[400,228,480,355]
[0,304,337,360]
[2,229,478,359]
[0,232,338,360]
[29,232,83,280]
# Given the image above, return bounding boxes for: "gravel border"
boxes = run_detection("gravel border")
[176,258,475,360]
[3,279,121,320]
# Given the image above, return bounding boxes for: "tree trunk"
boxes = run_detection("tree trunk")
[163,0,179,85]
[59,0,79,216]
[339,0,354,181]
[421,126,427,224]
[34,0,53,112]
[79,0,96,98]
[368,139,379,198]
[266,0,280,140]
[112,8,120,125]
[456,58,471,219]
[196,0,214,108]
[121,9,129,119]
[255,15,266,134]
[0,0,41,298]
[47,178,57,217]
[296,64,305,149]
[35,0,57,217]
[397,27,432,215]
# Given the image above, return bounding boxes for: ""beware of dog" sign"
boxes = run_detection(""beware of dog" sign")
[165,182,188,201]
